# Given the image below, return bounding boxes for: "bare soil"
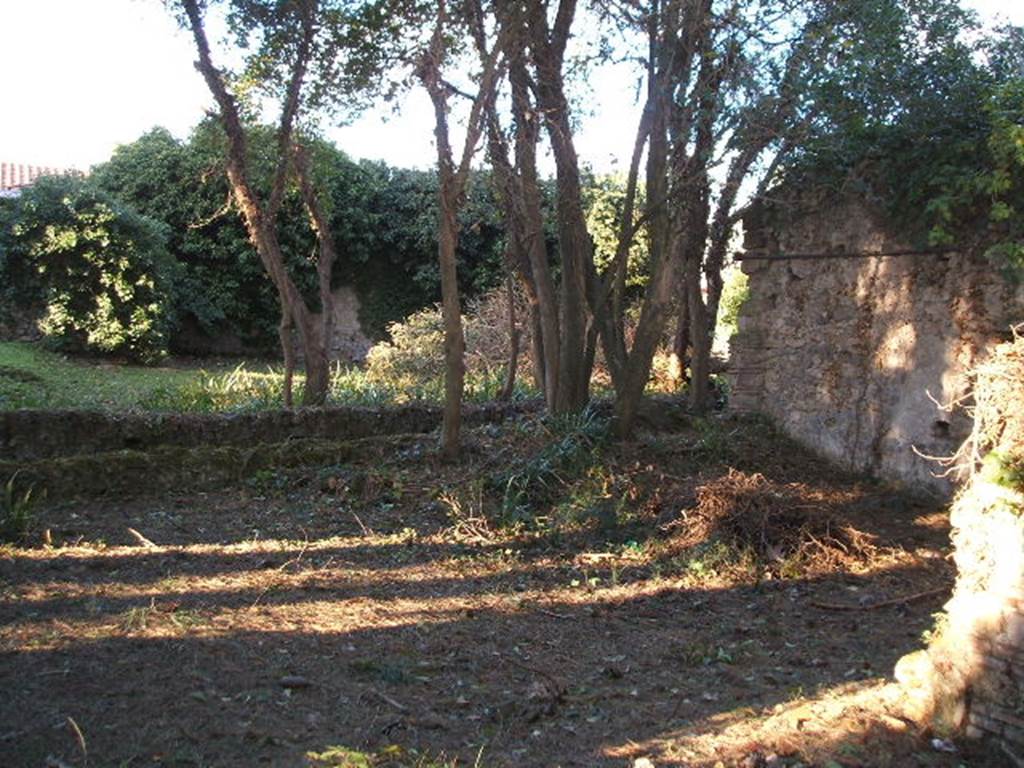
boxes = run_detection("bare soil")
[0,415,1006,767]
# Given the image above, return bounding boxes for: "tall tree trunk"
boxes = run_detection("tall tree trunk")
[483,33,560,410]
[686,263,712,412]
[526,297,546,393]
[419,0,505,459]
[510,55,560,409]
[671,287,691,389]
[437,199,465,459]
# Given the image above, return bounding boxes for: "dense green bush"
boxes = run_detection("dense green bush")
[91,124,321,352]
[1,176,177,363]
[716,267,749,343]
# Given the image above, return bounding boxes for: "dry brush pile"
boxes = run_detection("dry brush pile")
[665,468,880,576]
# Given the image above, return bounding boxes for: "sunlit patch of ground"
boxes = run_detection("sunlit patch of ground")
[0,417,1002,767]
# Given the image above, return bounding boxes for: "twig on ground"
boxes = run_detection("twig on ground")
[126,528,157,548]
[277,534,310,572]
[810,586,948,612]
[350,510,374,537]
[536,607,573,620]
[506,657,565,697]
[369,686,409,712]
[67,716,87,766]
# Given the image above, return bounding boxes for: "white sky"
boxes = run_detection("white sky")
[0,0,1021,173]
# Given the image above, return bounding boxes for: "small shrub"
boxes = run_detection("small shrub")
[364,284,535,402]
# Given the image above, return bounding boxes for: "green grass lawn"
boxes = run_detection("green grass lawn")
[0,341,279,412]
[0,341,524,413]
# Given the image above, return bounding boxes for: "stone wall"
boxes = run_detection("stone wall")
[730,188,1024,497]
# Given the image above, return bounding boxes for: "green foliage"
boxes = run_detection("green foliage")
[140,363,286,412]
[674,539,758,584]
[1,175,176,363]
[0,340,225,411]
[306,744,466,768]
[0,340,431,413]
[91,125,511,349]
[91,123,322,351]
[792,2,1024,275]
[1,473,35,544]
[584,172,649,291]
[982,451,1024,494]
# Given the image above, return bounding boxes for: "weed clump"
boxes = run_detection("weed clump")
[668,469,878,575]
[1,473,35,544]
[491,408,610,525]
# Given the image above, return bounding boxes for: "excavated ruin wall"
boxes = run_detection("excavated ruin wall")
[730,188,1024,497]
[895,336,1024,755]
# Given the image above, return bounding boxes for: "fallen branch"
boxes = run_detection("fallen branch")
[810,586,949,612]
[67,716,87,766]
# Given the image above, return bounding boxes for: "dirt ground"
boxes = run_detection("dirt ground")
[0,415,1007,767]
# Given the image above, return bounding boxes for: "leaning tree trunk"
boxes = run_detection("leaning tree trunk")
[498,273,520,401]
[183,0,332,407]
[613,232,684,436]
[278,304,296,408]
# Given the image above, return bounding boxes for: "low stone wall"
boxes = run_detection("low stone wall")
[731,187,1024,497]
[0,401,529,462]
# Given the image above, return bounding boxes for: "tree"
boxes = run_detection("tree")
[416,0,506,459]
[173,0,342,406]
[790,2,1024,279]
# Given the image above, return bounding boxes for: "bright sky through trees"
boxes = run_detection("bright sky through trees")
[0,0,1020,172]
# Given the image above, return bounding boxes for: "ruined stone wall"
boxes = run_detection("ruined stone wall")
[0,401,528,463]
[895,336,1024,756]
[731,188,1024,497]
